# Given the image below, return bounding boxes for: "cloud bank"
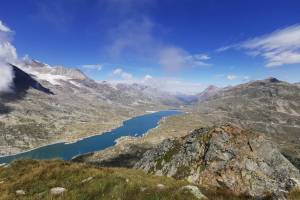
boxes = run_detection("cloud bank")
[112,68,133,80]
[0,62,14,92]
[0,21,11,32]
[81,64,102,71]
[103,1,211,71]
[0,20,16,93]
[159,47,211,71]
[142,76,207,94]
[219,24,300,67]
[109,68,206,95]
[227,74,237,80]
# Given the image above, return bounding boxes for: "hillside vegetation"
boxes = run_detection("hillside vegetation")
[0,160,200,200]
[3,160,299,200]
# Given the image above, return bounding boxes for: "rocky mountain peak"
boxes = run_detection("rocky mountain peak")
[21,58,88,81]
[134,124,300,199]
[206,85,219,91]
[265,77,281,83]
[10,64,54,95]
[197,85,220,101]
[23,58,50,68]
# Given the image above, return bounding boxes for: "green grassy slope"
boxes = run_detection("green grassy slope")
[0,160,299,200]
[0,160,198,200]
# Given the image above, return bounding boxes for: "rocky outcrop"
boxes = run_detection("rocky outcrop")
[197,85,220,101]
[15,190,26,195]
[50,187,67,196]
[134,124,300,199]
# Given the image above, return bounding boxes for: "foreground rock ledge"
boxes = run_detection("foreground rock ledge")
[134,124,300,199]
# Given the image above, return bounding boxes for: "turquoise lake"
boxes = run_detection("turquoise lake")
[0,110,181,164]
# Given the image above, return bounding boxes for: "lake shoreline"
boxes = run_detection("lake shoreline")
[0,110,181,162]
[0,111,149,158]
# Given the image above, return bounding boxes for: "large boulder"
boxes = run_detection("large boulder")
[134,124,300,199]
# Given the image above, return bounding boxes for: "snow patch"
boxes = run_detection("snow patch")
[35,73,70,85]
[18,65,71,86]
[69,81,83,88]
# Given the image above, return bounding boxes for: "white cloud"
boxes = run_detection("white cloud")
[0,20,16,93]
[100,0,155,16]
[219,24,300,67]
[192,53,210,60]
[103,2,212,71]
[110,75,207,95]
[107,18,211,70]
[0,21,11,32]
[0,20,17,62]
[0,62,14,93]
[109,69,206,95]
[107,17,158,58]
[243,76,250,80]
[112,68,133,80]
[216,44,237,52]
[81,64,102,71]
[112,68,123,75]
[0,42,17,62]
[159,47,187,71]
[227,74,237,80]
[159,47,211,71]
[143,74,153,81]
[122,73,133,80]
[142,77,207,94]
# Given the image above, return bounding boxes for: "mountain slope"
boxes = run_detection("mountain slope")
[0,61,183,156]
[191,78,300,167]
[197,85,220,101]
[0,159,202,200]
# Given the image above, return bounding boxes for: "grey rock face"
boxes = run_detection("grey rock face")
[134,124,300,199]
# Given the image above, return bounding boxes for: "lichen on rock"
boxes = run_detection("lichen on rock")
[134,123,300,199]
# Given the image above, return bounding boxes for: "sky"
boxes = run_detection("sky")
[0,0,300,94]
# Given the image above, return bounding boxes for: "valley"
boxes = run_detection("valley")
[1,61,300,168]
[0,61,183,156]
[1,2,300,199]
[0,110,180,163]
[1,60,300,200]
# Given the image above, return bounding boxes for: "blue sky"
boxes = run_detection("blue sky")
[0,0,300,93]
